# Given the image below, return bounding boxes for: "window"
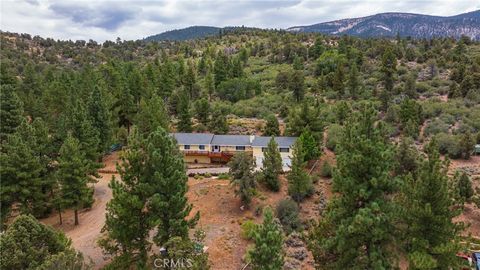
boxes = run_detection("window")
[199,145,205,150]
[261,147,267,152]
[184,145,190,150]
[279,148,289,153]
[236,146,246,151]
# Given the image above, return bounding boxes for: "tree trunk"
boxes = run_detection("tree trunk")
[58,207,63,225]
[74,209,79,225]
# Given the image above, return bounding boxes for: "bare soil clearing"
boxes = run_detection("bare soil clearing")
[39,152,479,269]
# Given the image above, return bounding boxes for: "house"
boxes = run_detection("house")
[172,133,297,171]
[475,144,480,155]
[251,136,297,171]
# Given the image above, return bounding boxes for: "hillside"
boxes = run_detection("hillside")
[288,10,480,40]
[144,25,221,41]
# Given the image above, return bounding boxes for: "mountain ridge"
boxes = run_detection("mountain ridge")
[144,10,480,41]
[287,10,480,40]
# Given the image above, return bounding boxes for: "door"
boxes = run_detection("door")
[213,145,220,152]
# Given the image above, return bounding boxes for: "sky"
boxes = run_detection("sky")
[1,0,479,42]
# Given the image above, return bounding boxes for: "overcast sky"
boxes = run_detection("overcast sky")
[1,0,478,42]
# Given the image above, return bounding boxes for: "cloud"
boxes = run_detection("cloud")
[0,0,478,42]
[49,3,138,31]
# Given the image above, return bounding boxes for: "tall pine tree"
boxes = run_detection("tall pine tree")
[261,137,283,192]
[309,104,398,269]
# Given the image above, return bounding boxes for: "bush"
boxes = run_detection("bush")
[241,220,258,240]
[326,124,343,151]
[275,199,301,234]
[424,119,450,136]
[435,133,462,159]
[217,173,230,180]
[320,160,333,178]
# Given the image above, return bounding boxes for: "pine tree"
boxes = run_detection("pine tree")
[204,71,215,99]
[228,152,256,206]
[100,130,154,268]
[248,208,284,270]
[460,130,475,160]
[231,57,244,78]
[394,137,419,177]
[348,62,360,99]
[289,70,304,102]
[146,127,199,246]
[0,132,43,226]
[184,61,197,98]
[87,86,112,153]
[214,51,229,87]
[381,47,397,93]
[56,135,96,225]
[0,84,24,142]
[177,90,193,132]
[135,95,169,138]
[0,214,90,270]
[209,107,229,134]
[400,141,463,269]
[67,99,101,165]
[261,137,283,192]
[293,55,304,70]
[287,141,313,202]
[309,104,398,269]
[298,129,321,162]
[159,59,176,98]
[193,98,210,126]
[332,63,345,97]
[404,72,417,98]
[456,171,474,203]
[263,114,280,136]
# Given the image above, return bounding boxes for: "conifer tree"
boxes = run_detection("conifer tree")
[56,135,96,225]
[67,99,101,165]
[298,129,321,162]
[159,59,176,98]
[0,214,90,269]
[147,128,199,245]
[287,141,313,202]
[228,152,256,206]
[456,171,474,204]
[400,141,463,269]
[209,107,229,134]
[231,57,244,78]
[204,71,215,99]
[332,63,345,97]
[248,208,284,270]
[381,47,397,93]
[193,98,210,126]
[404,72,417,98]
[309,104,398,269]
[261,137,283,192]
[184,61,197,98]
[289,70,304,102]
[135,95,169,138]
[263,114,280,136]
[348,61,360,99]
[177,90,193,132]
[0,131,43,226]
[214,51,229,87]
[394,137,419,177]
[0,85,24,142]
[100,131,151,268]
[87,86,112,153]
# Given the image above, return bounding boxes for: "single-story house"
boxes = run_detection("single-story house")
[171,133,297,171]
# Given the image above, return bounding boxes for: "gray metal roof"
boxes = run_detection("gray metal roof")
[251,136,297,148]
[210,135,252,146]
[172,133,214,145]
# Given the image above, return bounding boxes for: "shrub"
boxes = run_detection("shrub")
[275,199,301,234]
[326,124,343,151]
[241,220,258,240]
[217,173,230,180]
[424,119,450,136]
[320,160,333,178]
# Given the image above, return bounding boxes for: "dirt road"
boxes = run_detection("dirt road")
[41,153,118,269]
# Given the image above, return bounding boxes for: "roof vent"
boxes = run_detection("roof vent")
[249,135,255,143]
